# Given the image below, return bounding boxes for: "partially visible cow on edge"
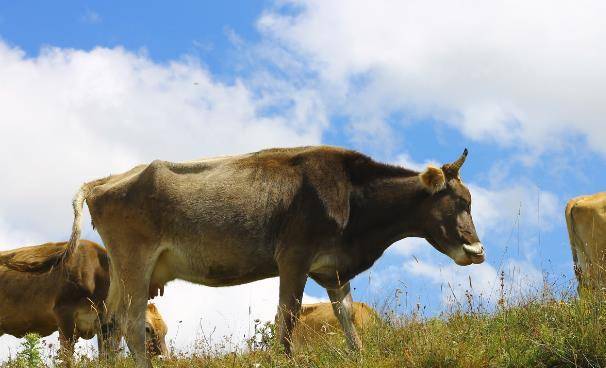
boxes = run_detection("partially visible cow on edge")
[565,192,606,294]
[289,302,379,350]
[0,240,168,361]
[144,304,168,357]
[64,145,485,368]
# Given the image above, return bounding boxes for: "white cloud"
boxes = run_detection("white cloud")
[469,182,560,241]
[0,40,323,240]
[394,153,438,172]
[0,217,44,248]
[152,280,324,354]
[259,0,606,156]
[0,40,325,361]
[388,237,429,258]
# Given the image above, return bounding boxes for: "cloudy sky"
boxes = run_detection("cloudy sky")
[1,0,605,360]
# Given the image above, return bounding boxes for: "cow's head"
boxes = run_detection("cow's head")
[417,149,485,266]
[145,304,169,358]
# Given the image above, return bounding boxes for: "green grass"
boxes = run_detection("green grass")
[3,289,605,368]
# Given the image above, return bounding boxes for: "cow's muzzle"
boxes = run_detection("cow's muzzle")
[450,242,485,265]
[462,242,485,264]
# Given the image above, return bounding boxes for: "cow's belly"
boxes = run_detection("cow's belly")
[0,275,58,337]
[0,309,57,338]
[0,303,97,339]
[0,299,57,337]
[153,237,279,288]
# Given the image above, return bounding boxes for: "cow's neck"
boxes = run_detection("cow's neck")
[342,175,428,277]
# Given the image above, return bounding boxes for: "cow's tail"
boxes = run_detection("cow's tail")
[63,177,110,261]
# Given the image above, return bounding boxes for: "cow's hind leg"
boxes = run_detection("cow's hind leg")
[124,288,150,368]
[103,237,157,368]
[327,282,362,351]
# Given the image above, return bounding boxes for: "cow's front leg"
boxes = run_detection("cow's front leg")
[276,259,308,356]
[327,282,362,351]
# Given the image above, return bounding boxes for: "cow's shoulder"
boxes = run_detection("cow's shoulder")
[237,146,416,228]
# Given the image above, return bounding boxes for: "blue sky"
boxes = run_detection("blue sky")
[1,0,605,358]
[0,2,264,63]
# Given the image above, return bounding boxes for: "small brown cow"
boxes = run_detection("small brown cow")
[290,302,378,349]
[0,240,168,360]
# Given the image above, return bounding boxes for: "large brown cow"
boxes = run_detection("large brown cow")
[64,145,484,368]
[290,302,379,350]
[565,192,606,294]
[0,240,168,360]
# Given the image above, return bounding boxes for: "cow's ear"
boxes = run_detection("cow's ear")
[419,166,446,194]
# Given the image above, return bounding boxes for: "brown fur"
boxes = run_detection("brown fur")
[565,192,606,295]
[0,240,167,359]
[64,145,483,367]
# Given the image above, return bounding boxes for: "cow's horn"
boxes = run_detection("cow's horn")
[446,148,468,174]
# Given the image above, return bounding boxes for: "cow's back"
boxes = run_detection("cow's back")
[566,192,606,292]
[87,146,352,231]
[87,148,308,228]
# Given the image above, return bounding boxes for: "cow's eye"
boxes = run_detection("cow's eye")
[457,199,469,209]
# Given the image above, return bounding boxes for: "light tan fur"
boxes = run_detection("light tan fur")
[289,302,379,350]
[144,304,168,356]
[419,166,446,193]
[0,243,64,273]
[565,192,606,294]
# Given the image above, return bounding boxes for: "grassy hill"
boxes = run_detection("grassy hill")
[4,289,605,368]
